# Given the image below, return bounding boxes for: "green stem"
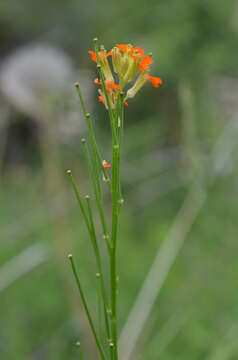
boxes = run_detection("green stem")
[81,138,111,252]
[96,273,103,343]
[66,170,90,232]
[75,83,111,190]
[68,255,106,360]
[85,195,111,342]
[67,170,112,356]
[118,92,124,213]
[110,144,120,360]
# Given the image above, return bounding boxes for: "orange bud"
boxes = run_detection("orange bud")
[98,95,105,106]
[89,50,98,62]
[102,160,111,169]
[94,78,102,85]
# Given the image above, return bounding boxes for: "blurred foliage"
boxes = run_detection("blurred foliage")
[2,158,238,359]
[1,0,238,75]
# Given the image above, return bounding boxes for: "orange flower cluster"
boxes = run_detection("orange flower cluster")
[94,78,126,108]
[88,43,162,108]
[88,50,112,63]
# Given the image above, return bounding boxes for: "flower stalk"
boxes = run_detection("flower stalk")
[67,38,162,359]
[68,255,106,360]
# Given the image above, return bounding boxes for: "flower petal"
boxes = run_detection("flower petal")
[139,56,153,71]
[146,74,163,88]
[98,95,105,105]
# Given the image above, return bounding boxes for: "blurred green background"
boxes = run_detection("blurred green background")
[1,0,238,359]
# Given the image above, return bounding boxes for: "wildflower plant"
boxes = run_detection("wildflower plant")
[67,38,162,359]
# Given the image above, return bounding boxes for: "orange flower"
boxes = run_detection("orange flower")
[95,79,120,93]
[91,42,162,106]
[117,44,128,53]
[89,50,111,63]
[117,44,145,58]
[94,78,101,85]
[96,78,121,109]
[133,46,144,57]
[116,44,145,62]
[102,160,111,169]
[146,74,162,88]
[106,80,120,91]
[139,56,153,71]
[98,95,105,105]
[89,50,100,63]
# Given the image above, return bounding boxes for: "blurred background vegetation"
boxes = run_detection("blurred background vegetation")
[1,0,238,359]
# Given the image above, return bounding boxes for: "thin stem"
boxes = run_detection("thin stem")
[96,273,103,343]
[68,255,106,360]
[118,92,124,213]
[85,195,111,341]
[96,275,113,360]
[66,170,90,233]
[118,93,124,171]
[85,112,111,192]
[75,83,111,190]
[110,144,120,360]
[85,195,103,265]
[67,169,112,351]
[115,93,121,140]
[81,139,111,252]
